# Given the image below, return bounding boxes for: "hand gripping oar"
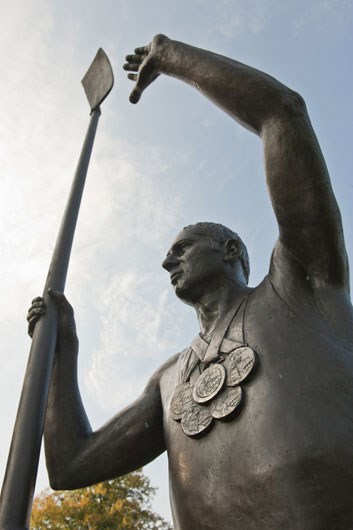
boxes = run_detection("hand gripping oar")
[0,49,114,530]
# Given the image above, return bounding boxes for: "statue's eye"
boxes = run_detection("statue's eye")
[174,245,186,256]
[179,241,192,251]
[172,239,193,256]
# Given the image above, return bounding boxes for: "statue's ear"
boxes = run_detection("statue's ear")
[223,239,241,262]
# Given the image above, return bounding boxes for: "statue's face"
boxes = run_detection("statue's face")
[162,227,227,304]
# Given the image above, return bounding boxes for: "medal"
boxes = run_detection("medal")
[224,346,256,386]
[181,403,213,437]
[192,364,226,404]
[172,293,258,438]
[210,386,242,419]
[171,347,257,438]
[170,382,194,420]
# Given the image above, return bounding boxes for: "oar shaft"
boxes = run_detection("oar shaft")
[45,107,101,293]
[0,108,101,530]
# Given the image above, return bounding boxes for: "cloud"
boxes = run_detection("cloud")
[219,0,273,37]
[191,0,353,43]
[192,0,274,39]
[64,130,183,320]
[54,131,187,414]
[77,133,180,248]
[291,0,353,35]
[85,269,184,411]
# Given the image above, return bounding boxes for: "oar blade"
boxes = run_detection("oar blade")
[82,48,114,111]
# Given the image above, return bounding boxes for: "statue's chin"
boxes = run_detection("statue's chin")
[174,283,187,301]
[174,281,200,307]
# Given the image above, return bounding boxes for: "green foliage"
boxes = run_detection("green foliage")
[31,470,172,530]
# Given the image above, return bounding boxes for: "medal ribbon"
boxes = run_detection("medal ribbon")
[192,292,250,364]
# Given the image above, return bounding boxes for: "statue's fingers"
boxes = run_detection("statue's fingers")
[28,322,34,338]
[129,86,142,104]
[125,54,145,64]
[27,314,41,337]
[48,288,64,299]
[31,296,43,304]
[26,307,45,322]
[30,300,45,309]
[134,46,149,55]
[27,312,42,324]
[123,62,140,72]
[48,288,73,313]
[127,73,138,82]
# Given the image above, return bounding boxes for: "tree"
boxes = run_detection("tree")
[30,469,172,530]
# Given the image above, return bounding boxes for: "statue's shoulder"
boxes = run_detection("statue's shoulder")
[157,348,192,391]
[161,351,181,371]
[268,239,318,304]
[152,351,181,382]
[261,240,353,342]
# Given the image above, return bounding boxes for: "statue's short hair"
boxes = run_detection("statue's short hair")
[183,222,250,283]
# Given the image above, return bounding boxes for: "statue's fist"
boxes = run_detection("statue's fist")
[27,296,46,338]
[27,289,77,346]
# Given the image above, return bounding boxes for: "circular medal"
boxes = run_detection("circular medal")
[170,383,194,420]
[224,347,256,386]
[181,403,213,437]
[193,363,226,404]
[210,386,242,419]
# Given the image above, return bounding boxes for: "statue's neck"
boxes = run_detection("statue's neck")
[195,283,249,338]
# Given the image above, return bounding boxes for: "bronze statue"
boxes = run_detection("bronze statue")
[28,35,353,529]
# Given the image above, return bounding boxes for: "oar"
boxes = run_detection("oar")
[0,48,114,530]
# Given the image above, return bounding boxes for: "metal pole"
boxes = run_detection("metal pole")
[0,108,100,530]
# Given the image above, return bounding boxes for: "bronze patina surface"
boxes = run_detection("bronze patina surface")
[28,34,353,530]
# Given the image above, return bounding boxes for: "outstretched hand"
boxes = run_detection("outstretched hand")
[123,34,169,104]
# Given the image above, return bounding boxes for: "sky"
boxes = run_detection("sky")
[0,0,352,524]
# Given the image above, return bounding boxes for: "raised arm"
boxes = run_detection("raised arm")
[29,292,166,490]
[124,35,349,290]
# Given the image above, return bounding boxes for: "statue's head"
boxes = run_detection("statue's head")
[162,222,249,304]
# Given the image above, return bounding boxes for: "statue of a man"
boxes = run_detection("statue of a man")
[28,35,353,529]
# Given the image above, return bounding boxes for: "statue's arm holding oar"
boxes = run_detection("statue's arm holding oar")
[27,290,166,490]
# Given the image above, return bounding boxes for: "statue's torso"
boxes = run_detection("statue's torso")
[160,246,353,530]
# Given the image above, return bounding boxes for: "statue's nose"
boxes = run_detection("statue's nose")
[162,254,178,272]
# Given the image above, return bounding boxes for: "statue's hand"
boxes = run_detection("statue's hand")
[123,34,169,104]
[27,290,78,347]
[27,296,46,338]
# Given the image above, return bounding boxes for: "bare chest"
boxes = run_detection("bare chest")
[159,318,353,529]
